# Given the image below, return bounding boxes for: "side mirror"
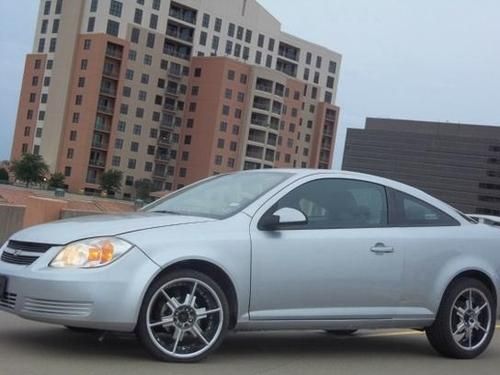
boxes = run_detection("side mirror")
[259,207,308,231]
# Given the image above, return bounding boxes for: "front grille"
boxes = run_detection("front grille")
[1,241,56,266]
[7,241,55,253]
[1,252,39,265]
[23,298,92,317]
[0,293,17,310]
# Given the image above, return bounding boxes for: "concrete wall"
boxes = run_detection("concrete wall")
[0,204,26,244]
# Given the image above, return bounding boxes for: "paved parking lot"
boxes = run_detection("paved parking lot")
[0,312,499,375]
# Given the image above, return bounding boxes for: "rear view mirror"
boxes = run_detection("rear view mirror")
[259,207,307,231]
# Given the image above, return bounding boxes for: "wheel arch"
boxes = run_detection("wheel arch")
[439,269,498,310]
[143,258,240,329]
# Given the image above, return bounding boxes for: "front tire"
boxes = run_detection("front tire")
[426,278,496,359]
[137,270,229,362]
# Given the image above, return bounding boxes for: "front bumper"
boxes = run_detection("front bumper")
[0,246,159,332]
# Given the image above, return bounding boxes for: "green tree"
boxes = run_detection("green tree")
[0,168,9,182]
[99,169,123,195]
[10,153,49,187]
[134,178,152,201]
[48,172,66,189]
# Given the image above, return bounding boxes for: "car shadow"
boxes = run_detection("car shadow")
[1,325,438,362]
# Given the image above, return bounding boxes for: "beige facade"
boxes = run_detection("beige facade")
[12,0,342,198]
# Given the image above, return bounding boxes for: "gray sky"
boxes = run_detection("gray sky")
[1,1,499,166]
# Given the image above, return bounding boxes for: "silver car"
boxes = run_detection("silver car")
[1,170,499,362]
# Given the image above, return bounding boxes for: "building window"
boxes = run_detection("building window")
[228,23,235,37]
[69,130,77,141]
[41,93,48,103]
[191,86,199,96]
[64,167,72,177]
[179,168,187,178]
[199,31,207,46]
[120,104,128,114]
[194,67,202,77]
[189,102,197,112]
[146,32,155,48]
[29,93,36,103]
[122,86,131,97]
[234,43,241,57]
[41,20,48,34]
[227,70,235,80]
[131,28,140,43]
[125,176,134,186]
[27,110,33,120]
[83,39,91,49]
[144,54,152,65]
[128,49,137,61]
[52,19,60,33]
[228,158,235,168]
[90,0,98,12]
[217,139,225,149]
[78,77,85,87]
[258,34,264,47]
[38,111,46,121]
[43,76,50,87]
[149,14,158,29]
[225,40,233,55]
[136,107,144,118]
[87,17,95,32]
[222,105,230,116]
[145,162,153,172]
[316,56,322,69]
[109,0,122,17]
[152,0,161,10]
[212,35,219,51]
[245,29,252,43]
[225,88,232,99]
[46,59,53,69]
[133,8,143,24]
[266,55,272,68]
[55,0,62,14]
[327,76,335,89]
[133,124,142,135]
[106,20,120,36]
[72,112,80,123]
[202,13,210,28]
[38,38,45,53]
[24,127,30,137]
[43,1,51,15]
[214,17,222,32]
[232,125,239,135]
[215,155,223,165]
[141,73,149,84]
[49,38,57,52]
[235,109,242,119]
[186,119,194,128]
[112,156,121,167]
[237,26,244,40]
[125,69,134,80]
[329,60,337,74]
[268,38,275,51]
[115,138,123,149]
[181,151,189,161]
[127,159,137,169]
[314,71,320,84]
[130,142,139,153]
[67,148,74,159]
[255,51,262,64]
[184,135,192,145]
[117,121,126,132]
[237,92,245,102]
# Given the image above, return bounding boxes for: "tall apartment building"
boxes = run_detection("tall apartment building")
[12,0,342,197]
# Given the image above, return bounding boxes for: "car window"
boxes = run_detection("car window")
[388,188,459,227]
[271,178,388,229]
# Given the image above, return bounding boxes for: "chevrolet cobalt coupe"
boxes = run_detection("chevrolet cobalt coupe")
[1,170,499,362]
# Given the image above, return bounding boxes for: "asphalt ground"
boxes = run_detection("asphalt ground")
[0,312,499,375]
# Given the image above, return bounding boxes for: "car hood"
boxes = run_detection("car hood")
[9,212,214,245]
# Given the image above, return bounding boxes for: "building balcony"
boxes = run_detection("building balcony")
[105,47,122,60]
[169,8,196,25]
[163,47,191,61]
[165,86,179,96]
[97,106,114,115]
[100,87,117,97]
[95,122,111,133]
[102,68,120,79]
[88,159,106,168]
[166,28,194,43]
[91,141,109,150]
[157,137,171,147]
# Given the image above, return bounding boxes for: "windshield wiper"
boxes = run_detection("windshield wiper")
[150,210,183,215]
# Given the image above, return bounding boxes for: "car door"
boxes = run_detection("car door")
[249,175,404,321]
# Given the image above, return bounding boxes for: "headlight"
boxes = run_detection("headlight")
[50,237,133,268]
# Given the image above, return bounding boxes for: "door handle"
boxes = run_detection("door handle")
[370,243,394,254]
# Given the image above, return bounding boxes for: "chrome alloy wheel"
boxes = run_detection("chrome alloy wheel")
[146,278,224,360]
[450,288,492,351]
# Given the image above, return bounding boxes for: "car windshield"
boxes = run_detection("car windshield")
[144,172,293,219]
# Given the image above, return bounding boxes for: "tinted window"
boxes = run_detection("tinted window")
[388,188,459,227]
[270,179,388,229]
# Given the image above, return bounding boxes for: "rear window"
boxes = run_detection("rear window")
[388,188,459,227]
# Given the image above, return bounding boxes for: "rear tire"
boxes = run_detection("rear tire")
[426,278,496,359]
[137,270,229,363]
